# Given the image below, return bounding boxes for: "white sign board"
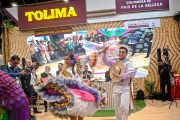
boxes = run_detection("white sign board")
[124,19,161,29]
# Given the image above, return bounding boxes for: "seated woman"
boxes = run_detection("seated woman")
[35,49,107,120]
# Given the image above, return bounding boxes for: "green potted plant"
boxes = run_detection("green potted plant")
[145,79,155,99]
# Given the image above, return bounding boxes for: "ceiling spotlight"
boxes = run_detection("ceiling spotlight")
[11,3,17,7]
[64,0,69,1]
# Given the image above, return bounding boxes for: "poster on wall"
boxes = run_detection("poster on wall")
[116,0,169,14]
[26,27,154,80]
[124,19,160,29]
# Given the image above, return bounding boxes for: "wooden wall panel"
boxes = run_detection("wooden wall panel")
[8,28,34,68]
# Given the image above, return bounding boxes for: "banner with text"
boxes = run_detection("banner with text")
[18,0,86,30]
[35,28,72,37]
[116,0,169,13]
[124,19,160,29]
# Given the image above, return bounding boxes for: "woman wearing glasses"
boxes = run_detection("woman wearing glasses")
[36,49,107,120]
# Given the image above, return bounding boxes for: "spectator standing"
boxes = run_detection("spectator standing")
[47,41,56,60]
[56,63,63,77]
[39,41,52,63]
[128,30,140,56]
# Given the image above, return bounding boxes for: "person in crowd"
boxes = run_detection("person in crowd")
[47,41,56,60]
[33,40,43,64]
[29,43,36,62]
[35,48,107,120]
[21,59,39,118]
[144,29,153,58]
[74,39,79,54]
[128,30,140,56]
[78,36,86,54]
[41,66,53,112]
[1,55,29,87]
[21,60,33,99]
[31,68,42,113]
[43,38,48,46]
[68,42,74,54]
[101,46,136,120]
[36,40,41,46]
[39,40,52,63]
[158,60,172,102]
[56,63,63,77]
[83,65,93,80]
[41,66,53,79]
[58,40,66,58]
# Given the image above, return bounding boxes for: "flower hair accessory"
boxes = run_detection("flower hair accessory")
[72,54,78,64]
[72,59,77,64]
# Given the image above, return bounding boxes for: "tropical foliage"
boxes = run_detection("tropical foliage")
[144,79,155,95]
[1,22,14,28]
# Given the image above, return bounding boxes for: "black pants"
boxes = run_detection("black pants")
[44,101,48,111]
[146,42,152,57]
[75,46,79,53]
[160,75,171,100]
[128,44,136,56]
[32,91,39,112]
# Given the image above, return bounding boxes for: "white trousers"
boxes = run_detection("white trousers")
[42,52,51,63]
[113,85,130,120]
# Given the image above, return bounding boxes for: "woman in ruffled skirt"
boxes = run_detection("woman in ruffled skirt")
[35,49,107,120]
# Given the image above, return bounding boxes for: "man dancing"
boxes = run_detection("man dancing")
[101,46,136,120]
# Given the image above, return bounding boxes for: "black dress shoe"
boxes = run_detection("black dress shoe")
[44,110,47,112]
[34,111,42,113]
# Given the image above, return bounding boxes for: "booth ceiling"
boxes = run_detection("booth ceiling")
[2,0,55,8]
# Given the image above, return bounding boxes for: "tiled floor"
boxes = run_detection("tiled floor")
[34,100,180,120]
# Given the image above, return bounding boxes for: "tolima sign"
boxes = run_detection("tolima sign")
[18,0,86,30]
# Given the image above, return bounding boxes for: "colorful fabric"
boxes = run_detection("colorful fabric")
[76,57,82,75]
[82,80,107,106]
[62,70,72,77]
[38,80,75,112]
[88,52,98,69]
[69,88,96,102]
[0,70,29,120]
[36,78,104,118]
[37,78,44,85]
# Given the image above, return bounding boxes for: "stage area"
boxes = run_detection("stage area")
[35,100,180,120]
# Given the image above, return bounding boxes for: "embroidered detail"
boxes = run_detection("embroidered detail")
[47,84,74,110]
[89,52,97,69]
[38,78,43,85]
[62,70,72,77]
[76,58,82,76]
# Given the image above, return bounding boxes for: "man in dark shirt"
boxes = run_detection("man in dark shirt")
[41,66,53,79]
[158,60,172,102]
[1,55,29,87]
[145,31,153,58]
[83,65,93,80]
[56,63,63,77]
